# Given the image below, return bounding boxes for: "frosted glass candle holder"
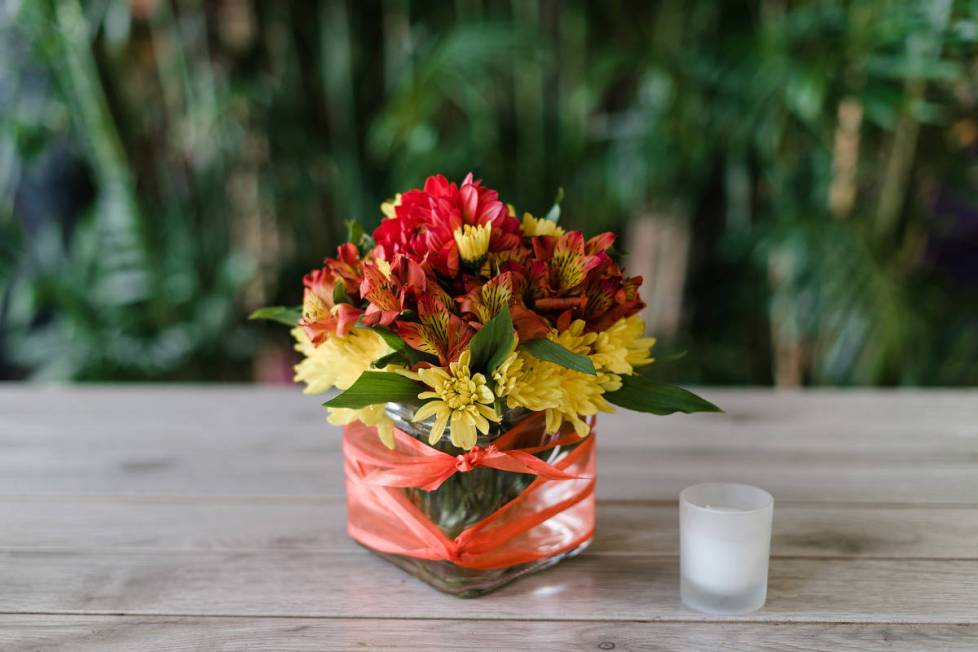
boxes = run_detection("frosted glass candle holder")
[679,483,774,615]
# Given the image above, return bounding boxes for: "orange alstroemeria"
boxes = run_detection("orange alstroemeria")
[298,267,364,345]
[457,272,550,341]
[395,294,475,366]
[359,254,427,327]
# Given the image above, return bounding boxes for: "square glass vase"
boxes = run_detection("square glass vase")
[354,403,594,598]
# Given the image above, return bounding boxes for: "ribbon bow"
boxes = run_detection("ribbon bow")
[345,412,589,492]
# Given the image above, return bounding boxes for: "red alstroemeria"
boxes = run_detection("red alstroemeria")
[584,273,645,332]
[359,254,428,327]
[394,294,474,366]
[326,242,365,294]
[458,272,519,324]
[298,267,363,344]
[526,231,604,315]
[457,271,549,341]
[575,243,646,331]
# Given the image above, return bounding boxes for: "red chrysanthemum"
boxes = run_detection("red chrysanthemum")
[372,173,522,277]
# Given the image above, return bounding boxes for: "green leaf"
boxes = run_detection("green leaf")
[323,371,422,409]
[345,219,374,254]
[333,283,352,305]
[248,305,302,326]
[605,375,721,415]
[371,348,437,369]
[521,338,595,375]
[636,350,688,375]
[371,351,404,369]
[346,219,364,245]
[357,324,406,350]
[468,305,515,374]
[545,187,565,222]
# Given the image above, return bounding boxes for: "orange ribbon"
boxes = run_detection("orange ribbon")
[343,412,596,570]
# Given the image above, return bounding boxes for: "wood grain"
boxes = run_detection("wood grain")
[1,499,976,560]
[3,386,978,649]
[2,616,977,652]
[2,551,977,623]
[2,386,976,502]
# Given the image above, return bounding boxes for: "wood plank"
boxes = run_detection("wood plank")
[2,615,977,652]
[1,551,976,623]
[5,386,977,461]
[1,499,976,560]
[6,386,977,453]
[2,387,975,502]
[2,443,975,502]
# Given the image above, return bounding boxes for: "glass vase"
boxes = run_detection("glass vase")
[357,402,595,598]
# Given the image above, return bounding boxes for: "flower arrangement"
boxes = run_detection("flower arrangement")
[253,173,719,595]
[255,172,718,447]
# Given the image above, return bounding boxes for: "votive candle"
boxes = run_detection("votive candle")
[679,483,774,615]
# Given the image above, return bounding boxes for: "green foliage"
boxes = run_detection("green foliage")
[521,339,596,375]
[249,306,302,327]
[2,0,977,386]
[323,371,422,409]
[468,306,514,374]
[605,375,722,415]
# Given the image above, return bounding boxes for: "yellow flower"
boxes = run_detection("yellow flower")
[521,212,565,237]
[292,327,391,393]
[380,193,402,218]
[543,368,614,437]
[493,350,562,412]
[328,404,396,448]
[413,350,500,449]
[492,321,613,438]
[541,321,613,436]
[292,327,398,448]
[453,223,492,263]
[592,314,656,375]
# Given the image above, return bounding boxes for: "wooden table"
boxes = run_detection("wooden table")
[2,386,977,650]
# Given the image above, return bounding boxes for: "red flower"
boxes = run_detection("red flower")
[394,294,475,366]
[325,242,365,294]
[358,254,428,327]
[298,267,363,344]
[457,271,550,341]
[372,173,522,277]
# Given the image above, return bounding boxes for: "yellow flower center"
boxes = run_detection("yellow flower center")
[443,367,487,408]
[453,223,492,262]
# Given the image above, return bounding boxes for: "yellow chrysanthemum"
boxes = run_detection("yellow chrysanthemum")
[292,327,391,393]
[592,314,656,375]
[328,404,396,448]
[453,223,492,263]
[493,350,563,412]
[493,321,614,438]
[543,367,614,437]
[542,321,614,436]
[380,193,402,218]
[521,212,565,237]
[292,327,398,448]
[413,350,500,449]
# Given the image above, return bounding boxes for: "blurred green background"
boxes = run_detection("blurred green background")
[2,0,977,386]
